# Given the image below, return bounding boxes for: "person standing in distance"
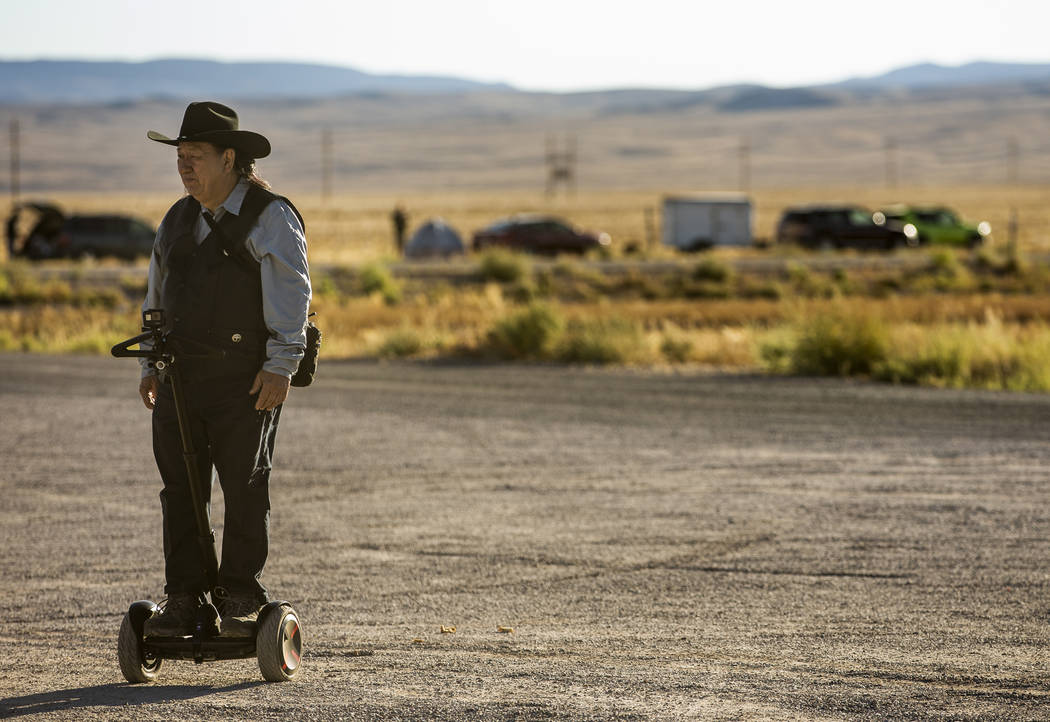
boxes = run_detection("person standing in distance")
[391,204,408,255]
[137,101,311,638]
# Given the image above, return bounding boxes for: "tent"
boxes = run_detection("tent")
[404,218,465,259]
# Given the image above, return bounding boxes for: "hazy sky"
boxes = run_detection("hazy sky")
[1,0,1047,91]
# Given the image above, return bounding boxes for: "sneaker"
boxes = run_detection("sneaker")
[220,594,260,638]
[143,593,198,637]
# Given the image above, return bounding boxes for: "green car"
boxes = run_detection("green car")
[877,205,991,248]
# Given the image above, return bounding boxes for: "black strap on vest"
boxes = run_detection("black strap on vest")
[198,185,304,268]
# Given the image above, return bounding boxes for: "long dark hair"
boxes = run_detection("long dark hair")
[233,151,271,190]
[213,143,271,189]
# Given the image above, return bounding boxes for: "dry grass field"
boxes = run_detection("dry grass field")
[4,182,1050,391]
[4,86,1050,390]
[5,87,1050,195]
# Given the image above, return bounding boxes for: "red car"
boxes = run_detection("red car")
[472,215,611,255]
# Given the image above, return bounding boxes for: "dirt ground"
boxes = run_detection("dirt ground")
[0,353,1048,720]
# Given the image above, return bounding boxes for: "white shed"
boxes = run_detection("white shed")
[662,195,752,251]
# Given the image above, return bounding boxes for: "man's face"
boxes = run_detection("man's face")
[176,142,233,205]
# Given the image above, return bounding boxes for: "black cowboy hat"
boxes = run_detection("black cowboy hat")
[147,101,271,159]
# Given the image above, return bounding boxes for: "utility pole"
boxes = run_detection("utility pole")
[1008,207,1019,255]
[321,128,332,203]
[738,136,751,193]
[1007,137,1019,185]
[884,136,897,188]
[9,117,19,202]
[545,133,577,197]
[643,206,657,252]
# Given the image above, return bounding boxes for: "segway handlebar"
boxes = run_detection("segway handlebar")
[112,309,168,361]
[112,309,227,363]
[111,330,161,359]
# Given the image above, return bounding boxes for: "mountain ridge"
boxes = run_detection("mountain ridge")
[0,58,514,103]
[2,58,1050,104]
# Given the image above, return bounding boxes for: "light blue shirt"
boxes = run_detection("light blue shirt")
[142,179,311,378]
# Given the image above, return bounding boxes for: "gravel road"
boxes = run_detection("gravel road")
[1,353,1048,720]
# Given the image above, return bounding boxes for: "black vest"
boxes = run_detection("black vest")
[161,184,297,381]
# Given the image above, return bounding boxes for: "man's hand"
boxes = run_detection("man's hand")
[139,375,159,410]
[250,369,291,411]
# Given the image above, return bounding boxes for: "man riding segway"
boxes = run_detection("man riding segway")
[115,101,311,682]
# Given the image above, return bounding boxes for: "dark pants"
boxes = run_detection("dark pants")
[152,372,281,602]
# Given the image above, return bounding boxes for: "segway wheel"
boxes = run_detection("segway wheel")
[117,612,162,683]
[256,604,303,682]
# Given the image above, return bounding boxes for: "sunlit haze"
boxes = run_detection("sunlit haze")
[1,0,1048,92]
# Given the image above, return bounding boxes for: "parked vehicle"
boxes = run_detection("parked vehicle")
[662,195,752,251]
[472,215,611,255]
[775,205,918,250]
[878,205,989,248]
[6,202,156,261]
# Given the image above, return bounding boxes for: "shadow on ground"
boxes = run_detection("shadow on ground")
[0,682,260,718]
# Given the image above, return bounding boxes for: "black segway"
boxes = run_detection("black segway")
[112,308,303,683]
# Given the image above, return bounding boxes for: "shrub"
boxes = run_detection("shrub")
[789,309,889,376]
[313,274,339,299]
[785,261,833,297]
[74,287,123,309]
[359,262,402,305]
[69,336,114,354]
[876,341,968,387]
[478,249,530,283]
[923,247,975,291]
[610,271,664,300]
[377,327,423,358]
[975,246,1030,278]
[660,335,693,363]
[486,303,562,359]
[505,280,537,304]
[1000,251,1030,278]
[555,318,647,365]
[874,321,1050,391]
[739,278,783,301]
[119,275,148,297]
[1008,334,1050,391]
[929,248,961,277]
[682,280,732,299]
[692,258,733,283]
[47,281,72,304]
[759,340,792,373]
[832,268,856,295]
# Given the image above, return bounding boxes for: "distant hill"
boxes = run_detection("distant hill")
[835,61,1050,90]
[718,86,838,112]
[0,58,514,103]
[3,58,1050,105]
